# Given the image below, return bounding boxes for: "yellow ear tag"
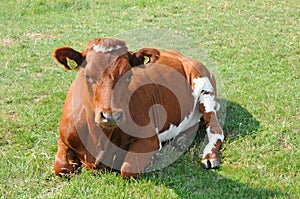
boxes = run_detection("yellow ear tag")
[144,56,150,64]
[66,57,78,69]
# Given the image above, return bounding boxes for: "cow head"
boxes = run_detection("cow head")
[92,47,161,128]
[53,38,134,127]
[54,38,161,129]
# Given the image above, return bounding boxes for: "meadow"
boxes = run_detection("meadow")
[0,0,299,198]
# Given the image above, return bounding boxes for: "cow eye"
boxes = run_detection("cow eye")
[126,73,133,82]
[84,74,93,83]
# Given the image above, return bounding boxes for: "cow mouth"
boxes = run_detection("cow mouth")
[99,119,119,128]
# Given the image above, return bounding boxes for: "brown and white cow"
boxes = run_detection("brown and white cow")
[53,37,225,179]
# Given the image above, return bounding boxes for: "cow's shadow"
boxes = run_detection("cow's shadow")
[142,100,288,198]
[220,99,260,141]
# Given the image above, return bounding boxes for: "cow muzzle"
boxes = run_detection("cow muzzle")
[97,110,124,127]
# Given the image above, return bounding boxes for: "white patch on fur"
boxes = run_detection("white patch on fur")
[155,127,159,134]
[93,44,122,53]
[158,108,201,142]
[193,77,217,113]
[192,77,214,97]
[156,76,219,144]
[200,94,216,113]
[158,142,162,151]
[157,77,209,142]
[202,126,224,158]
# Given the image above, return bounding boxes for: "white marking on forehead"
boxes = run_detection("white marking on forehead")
[202,126,224,158]
[93,44,122,53]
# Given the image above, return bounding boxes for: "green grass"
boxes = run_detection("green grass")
[0,0,299,198]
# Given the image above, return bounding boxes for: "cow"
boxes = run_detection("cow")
[53,37,225,179]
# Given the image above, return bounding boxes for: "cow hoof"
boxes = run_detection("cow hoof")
[201,158,220,169]
[121,162,139,179]
[57,166,82,178]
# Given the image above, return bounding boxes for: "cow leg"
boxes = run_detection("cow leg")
[120,136,159,179]
[54,139,82,177]
[199,92,226,169]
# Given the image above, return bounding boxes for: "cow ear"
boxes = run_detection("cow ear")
[53,47,86,70]
[129,48,160,67]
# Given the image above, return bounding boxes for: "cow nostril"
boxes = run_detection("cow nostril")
[99,111,122,124]
[100,112,111,120]
[113,111,123,122]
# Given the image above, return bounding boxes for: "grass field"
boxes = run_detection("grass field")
[0,0,299,198]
